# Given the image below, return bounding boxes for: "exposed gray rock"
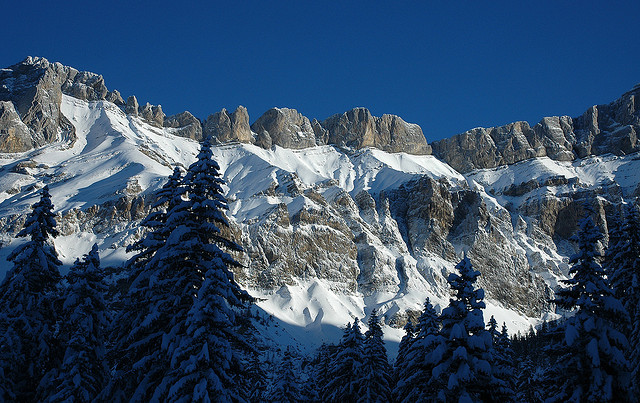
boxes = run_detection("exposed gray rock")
[321,107,432,155]
[433,85,640,172]
[251,108,316,149]
[60,68,109,101]
[0,101,32,152]
[164,111,202,140]
[139,102,164,128]
[312,119,329,146]
[0,56,134,150]
[203,106,252,144]
[125,95,139,116]
[106,90,124,105]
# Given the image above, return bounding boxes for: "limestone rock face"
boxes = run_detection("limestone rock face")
[139,103,164,128]
[0,101,32,152]
[0,56,135,151]
[321,107,432,155]
[164,111,203,140]
[433,85,640,172]
[250,108,316,149]
[125,95,139,116]
[203,106,252,143]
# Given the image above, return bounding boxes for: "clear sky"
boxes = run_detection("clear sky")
[3,1,639,143]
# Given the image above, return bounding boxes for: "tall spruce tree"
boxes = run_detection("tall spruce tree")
[105,167,187,401]
[266,347,304,403]
[0,185,62,401]
[394,298,442,402]
[429,257,493,403]
[323,320,365,402]
[489,320,516,402]
[153,139,251,401]
[606,202,640,395]
[393,320,415,386]
[359,310,392,402]
[548,210,631,402]
[44,244,108,402]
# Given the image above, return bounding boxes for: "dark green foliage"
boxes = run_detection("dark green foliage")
[548,208,631,402]
[44,244,109,402]
[0,186,62,401]
[359,310,392,402]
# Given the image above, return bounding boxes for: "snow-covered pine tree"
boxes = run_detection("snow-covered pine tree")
[323,320,365,402]
[393,320,415,384]
[126,165,184,271]
[359,309,392,402]
[44,244,108,402]
[606,202,640,395]
[429,257,493,403]
[153,138,251,402]
[490,321,516,402]
[105,167,187,400]
[266,347,304,403]
[309,343,337,402]
[0,185,62,401]
[394,298,442,402]
[548,208,631,402]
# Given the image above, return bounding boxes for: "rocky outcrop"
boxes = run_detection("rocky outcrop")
[0,56,133,152]
[433,85,640,172]
[0,101,32,152]
[251,108,316,149]
[164,111,202,140]
[321,108,432,155]
[139,103,164,128]
[125,95,139,116]
[203,106,253,144]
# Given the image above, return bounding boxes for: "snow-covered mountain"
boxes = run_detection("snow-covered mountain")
[1,56,639,352]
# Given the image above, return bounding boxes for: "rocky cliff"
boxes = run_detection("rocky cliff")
[432,85,640,172]
[0,57,432,156]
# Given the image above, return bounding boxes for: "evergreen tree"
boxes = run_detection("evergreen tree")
[429,257,493,403]
[267,347,304,403]
[126,166,184,271]
[393,320,415,385]
[548,210,631,402]
[105,168,187,400]
[606,202,640,395]
[0,185,62,401]
[309,343,337,402]
[490,321,516,402]
[107,141,250,401]
[153,139,251,401]
[394,298,442,402]
[44,244,109,402]
[359,310,392,402]
[323,320,365,402]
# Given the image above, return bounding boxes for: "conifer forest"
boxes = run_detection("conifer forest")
[2,140,640,402]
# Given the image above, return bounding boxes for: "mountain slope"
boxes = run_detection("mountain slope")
[1,58,639,351]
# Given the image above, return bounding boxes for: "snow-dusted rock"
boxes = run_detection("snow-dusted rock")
[0,101,32,152]
[251,107,316,149]
[204,106,253,144]
[432,85,640,172]
[321,107,432,155]
[164,110,202,140]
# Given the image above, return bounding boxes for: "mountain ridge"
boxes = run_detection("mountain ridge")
[1,56,639,349]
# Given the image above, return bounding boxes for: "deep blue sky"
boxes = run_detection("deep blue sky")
[3,2,639,142]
